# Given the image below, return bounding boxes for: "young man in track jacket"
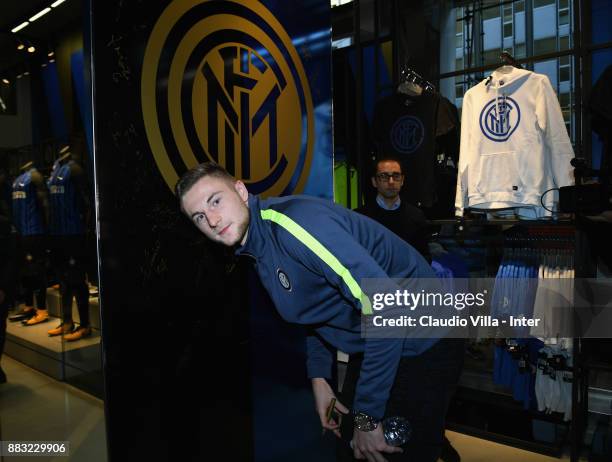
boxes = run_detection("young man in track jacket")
[176,162,463,462]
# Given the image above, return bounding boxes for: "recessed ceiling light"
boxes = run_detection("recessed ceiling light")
[48,51,55,57]
[49,58,56,63]
[2,79,10,85]
[27,45,36,53]
[29,7,51,22]
[51,0,68,7]
[17,43,25,50]
[16,74,23,79]
[11,22,29,33]
[23,71,30,76]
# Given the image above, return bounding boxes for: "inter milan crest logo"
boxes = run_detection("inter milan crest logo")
[277,269,291,291]
[479,96,521,142]
[141,0,315,197]
[390,116,424,154]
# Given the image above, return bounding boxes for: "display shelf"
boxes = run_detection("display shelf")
[4,314,101,382]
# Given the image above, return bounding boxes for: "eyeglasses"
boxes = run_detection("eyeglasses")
[376,172,403,182]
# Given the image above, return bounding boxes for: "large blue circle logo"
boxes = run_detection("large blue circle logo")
[390,116,425,154]
[479,96,521,142]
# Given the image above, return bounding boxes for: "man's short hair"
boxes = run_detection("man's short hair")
[175,161,235,201]
[372,155,403,177]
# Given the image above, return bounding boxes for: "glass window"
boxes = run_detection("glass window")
[515,43,526,57]
[482,49,502,65]
[503,6,513,21]
[559,36,570,50]
[534,37,557,54]
[504,23,513,37]
[559,0,569,9]
[456,18,463,34]
[482,5,500,20]
[455,84,464,98]
[560,66,571,82]
[515,1,525,13]
[559,10,569,26]
[534,0,555,8]
[559,92,570,108]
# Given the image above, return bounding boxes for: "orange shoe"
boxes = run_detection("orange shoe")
[22,309,49,326]
[48,322,74,336]
[63,326,92,342]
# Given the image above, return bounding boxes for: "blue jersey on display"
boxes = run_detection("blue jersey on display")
[12,169,45,236]
[48,161,85,235]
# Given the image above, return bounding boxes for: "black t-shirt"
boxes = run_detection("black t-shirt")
[372,92,458,209]
[355,200,431,262]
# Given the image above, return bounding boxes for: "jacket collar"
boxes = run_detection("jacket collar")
[235,194,266,259]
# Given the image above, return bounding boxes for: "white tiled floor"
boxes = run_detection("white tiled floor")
[0,356,107,462]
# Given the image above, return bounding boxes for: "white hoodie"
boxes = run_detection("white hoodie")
[455,67,575,218]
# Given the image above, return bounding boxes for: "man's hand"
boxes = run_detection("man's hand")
[352,426,403,462]
[311,377,349,438]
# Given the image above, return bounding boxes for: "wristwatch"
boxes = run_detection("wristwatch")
[353,411,380,432]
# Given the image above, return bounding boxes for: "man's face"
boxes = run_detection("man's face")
[181,175,250,247]
[372,160,404,200]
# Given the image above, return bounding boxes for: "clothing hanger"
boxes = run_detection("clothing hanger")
[397,65,436,96]
[56,145,72,164]
[496,51,522,74]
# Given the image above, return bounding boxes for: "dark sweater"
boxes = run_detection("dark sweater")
[355,200,431,262]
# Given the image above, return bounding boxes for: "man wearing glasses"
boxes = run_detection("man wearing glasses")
[356,157,430,262]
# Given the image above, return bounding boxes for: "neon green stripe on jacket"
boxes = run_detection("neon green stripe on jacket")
[260,209,373,315]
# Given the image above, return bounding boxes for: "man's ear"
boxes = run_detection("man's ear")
[371,177,378,188]
[234,180,249,204]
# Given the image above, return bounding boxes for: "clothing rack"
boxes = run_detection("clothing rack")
[436,221,588,461]
[398,64,436,93]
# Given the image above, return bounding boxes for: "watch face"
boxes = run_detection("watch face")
[354,412,379,432]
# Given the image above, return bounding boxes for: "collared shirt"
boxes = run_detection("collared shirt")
[376,194,401,211]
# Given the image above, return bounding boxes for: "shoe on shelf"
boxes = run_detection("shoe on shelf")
[48,322,74,336]
[22,309,49,326]
[9,306,35,322]
[63,326,92,342]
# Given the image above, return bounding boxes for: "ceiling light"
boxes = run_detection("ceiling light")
[16,74,23,79]
[41,63,47,68]
[29,7,51,22]
[2,79,9,85]
[17,43,25,50]
[51,0,68,7]
[27,45,36,53]
[49,58,56,63]
[48,50,55,57]
[23,71,30,76]
[11,22,29,33]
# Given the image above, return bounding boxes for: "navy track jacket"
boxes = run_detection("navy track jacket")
[236,194,440,419]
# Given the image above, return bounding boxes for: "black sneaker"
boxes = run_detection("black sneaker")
[440,436,460,462]
[9,307,35,322]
